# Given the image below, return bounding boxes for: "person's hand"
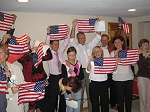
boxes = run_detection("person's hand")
[11,85,19,94]
[95,31,101,36]
[96,16,103,21]
[72,19,77,28]
[4,65,11,78]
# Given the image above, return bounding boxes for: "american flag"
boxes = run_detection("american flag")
[18,81,45,104]
[0,65,8,94]
[8,36,29,54]
[0,12,16,32]
[118,17,130,34]
[16,34,29,45]
[94,57,117,74]
[77,18,97,33]
[34,43,44,67]
[118,49,139,65]
[47,24,69,40]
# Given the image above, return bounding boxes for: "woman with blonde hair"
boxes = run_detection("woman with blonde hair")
[87,46,109,112]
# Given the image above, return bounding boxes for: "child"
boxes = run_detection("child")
[0,45,10,112]
[87,46,109,112]
[61,46,84,112]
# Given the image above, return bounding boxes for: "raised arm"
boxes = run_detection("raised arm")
[87,32,101,51]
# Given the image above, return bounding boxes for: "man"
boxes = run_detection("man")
[69,20,101,111]
[101,34,117,111]
[37,39,69,112]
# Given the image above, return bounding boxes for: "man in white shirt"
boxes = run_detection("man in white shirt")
[39,39,68,112]
[69,20,101,111]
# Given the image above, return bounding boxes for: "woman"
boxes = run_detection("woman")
[6,61,25,112]
[87,46,109,112]
[61,46,84,112]
[111,36,134,112]
[137,39,150,112]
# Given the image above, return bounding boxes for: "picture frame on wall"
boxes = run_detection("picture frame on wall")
[108,22,132,49]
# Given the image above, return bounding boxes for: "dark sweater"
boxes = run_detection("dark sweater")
[137,54,150,78]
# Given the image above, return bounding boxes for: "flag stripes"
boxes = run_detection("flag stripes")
[0,12,15,32]
[34,43,44,67]
[47,24,69,40]
[77,19,96,33]
[18,82,45,104]
[94,58,117,74]
[118,49,139,65]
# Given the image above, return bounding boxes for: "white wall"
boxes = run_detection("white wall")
[127,15,150,48]
[10,11,118,44]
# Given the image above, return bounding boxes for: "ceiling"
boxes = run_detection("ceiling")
[0,0,150,17]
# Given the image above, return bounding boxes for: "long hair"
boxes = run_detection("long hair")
[112,36,126,50]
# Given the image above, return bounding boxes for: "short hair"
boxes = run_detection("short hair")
[62,77,81,93]
[76,32,85,38]
[67,46,77,54]
[112,36,126,50]
[49,40,59,45]
[138,39,149,48]
[101,34,109,40]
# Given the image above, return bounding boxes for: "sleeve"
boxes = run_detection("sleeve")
[42,48,52,61]
[78,65,84,80]
[61,64,68,79]
[87,34,101,51]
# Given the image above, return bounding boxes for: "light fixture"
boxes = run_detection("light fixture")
[128,9,136,12]
[17,0,29,3]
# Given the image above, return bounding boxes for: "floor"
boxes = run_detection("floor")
[81,99,140,112]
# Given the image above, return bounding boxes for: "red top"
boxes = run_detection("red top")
[19,49,52,82]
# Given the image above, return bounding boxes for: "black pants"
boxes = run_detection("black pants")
[107,74,117,108]
[37,74,66,112]
[114,80,133,112]
[89,81,109,112]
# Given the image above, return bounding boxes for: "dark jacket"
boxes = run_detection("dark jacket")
[137,54,150,78]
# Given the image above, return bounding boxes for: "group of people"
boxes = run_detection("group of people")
[0,19,150,112]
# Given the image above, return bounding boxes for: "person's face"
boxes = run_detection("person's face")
[0,49,7,64]
[141,42,149,51]
[114,39,123,50]
[67,51,76,61]
[77,34,86,45]
[101,36,109,47]
[50,41,59,52]
[94,47,103,58]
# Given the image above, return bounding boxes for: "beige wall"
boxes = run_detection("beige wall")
[127,15,150,48]
[10,11,118,44]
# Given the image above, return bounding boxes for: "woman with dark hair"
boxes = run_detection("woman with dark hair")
[61,46,84,112]
[137,39,150,112]
[111,36,134,112]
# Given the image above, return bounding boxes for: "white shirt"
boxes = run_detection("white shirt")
[6,61,25,112]
[101,46,110,57]
[111,51,134,81]
[44,38,69,76]
[69,34,101,68]
[89,61,108,82]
